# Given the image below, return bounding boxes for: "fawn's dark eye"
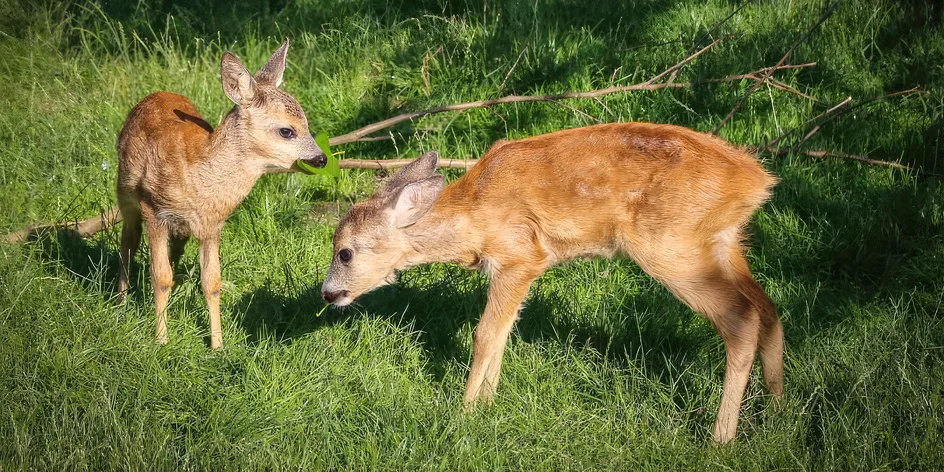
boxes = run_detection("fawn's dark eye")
[338,248,353,263]
[279,127,296,139]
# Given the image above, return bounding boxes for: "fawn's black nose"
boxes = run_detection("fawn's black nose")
[299,151,327,169]
[321,289,349,304]
[308,151,327,168]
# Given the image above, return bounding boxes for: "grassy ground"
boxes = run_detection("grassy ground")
[1,0,943,469]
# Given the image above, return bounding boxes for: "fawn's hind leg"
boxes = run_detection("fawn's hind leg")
[142,212,175,345]
[630,235,777,444]
[665,269,760,444]
[722,244,783,402]
[117,199,142,303]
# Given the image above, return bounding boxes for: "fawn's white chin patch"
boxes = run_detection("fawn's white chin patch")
[332,295,353,307]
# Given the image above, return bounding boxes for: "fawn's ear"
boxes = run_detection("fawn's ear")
[221,52,256,106]
[388,174,444,228]
[378,151,440,199]
[255,38,289,87]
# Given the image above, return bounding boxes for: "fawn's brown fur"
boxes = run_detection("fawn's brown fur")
[117,38,325,348]
[321,122,783,443]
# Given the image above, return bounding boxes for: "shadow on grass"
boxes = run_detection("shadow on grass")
[23,224,221,342]
[26,226,126,299]
[231,266,709,384]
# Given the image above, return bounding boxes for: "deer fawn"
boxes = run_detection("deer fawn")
[320,123,783,443]
[117,38,326,349]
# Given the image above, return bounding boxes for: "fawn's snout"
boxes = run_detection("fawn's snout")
[300,149,328,168]
[320,288,351,305]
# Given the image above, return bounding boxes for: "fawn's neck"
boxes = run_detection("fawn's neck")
[400,189,483,270]
[189,107,264,226]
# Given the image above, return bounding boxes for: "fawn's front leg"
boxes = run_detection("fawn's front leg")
[464,266,543,406]
[199,234,223,349]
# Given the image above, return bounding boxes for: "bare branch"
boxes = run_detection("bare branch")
[339,158,477,170]
[766,95,851,148]
[328,36,728,146]
[767,78,816,100]
[760,147,924,173]
[667,0,753,83]
[2,206,122,244]
[498,46,528,93]
[766,85,923,149]
[346,62,817,144]
[643,35,730,85]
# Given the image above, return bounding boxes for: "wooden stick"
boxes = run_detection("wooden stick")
[339,158,477,170]
[667,1,753,83]
[766,96,852,148]
[2,206,122,243]
[766,148,918,172]
[766,86,923,149]
[328,36,727,146]
[347,62,816,143]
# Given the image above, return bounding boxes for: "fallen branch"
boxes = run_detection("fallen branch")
[766,96,852,148]
[340,157,476,170]
[2,207,121,244]
[759,147,923,173]
[335,60,815,145]
[329,36,728,146]
[714,0,842,133]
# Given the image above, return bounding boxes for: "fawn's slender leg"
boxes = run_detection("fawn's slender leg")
[146,220,174,344]
[199,234,223,349]
[464,265,543,406]
[663,269,760,445]
[117,202,142,303]
[727,247,784,404]
[752,279,783,403]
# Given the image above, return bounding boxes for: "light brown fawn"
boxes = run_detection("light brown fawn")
[117,38,326,349]
[320,123,783,443]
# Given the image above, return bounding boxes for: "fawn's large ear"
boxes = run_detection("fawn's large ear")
[378,151,440,199]
[221,52,256,105]
[388,174,444,228]
[255,38,289,87]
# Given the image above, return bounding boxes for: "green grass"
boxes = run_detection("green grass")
[1,0,943,469]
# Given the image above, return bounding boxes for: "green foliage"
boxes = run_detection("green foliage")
[0,0,942,469]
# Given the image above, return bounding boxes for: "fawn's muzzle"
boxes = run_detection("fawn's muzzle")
[301,151,328,168]
[321,289,350,304]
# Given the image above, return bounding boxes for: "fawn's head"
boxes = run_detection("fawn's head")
[321,152,444,306]
[220,38,326,173]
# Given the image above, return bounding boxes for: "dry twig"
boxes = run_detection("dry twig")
[2,207,121,244]
[329,36,727,146]
[667,0,753,84]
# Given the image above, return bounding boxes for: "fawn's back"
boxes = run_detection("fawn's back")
[440,122,776,271]
[117,92,214,228]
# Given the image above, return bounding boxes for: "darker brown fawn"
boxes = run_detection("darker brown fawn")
[117,38,325,349]
[320,123,783,444]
